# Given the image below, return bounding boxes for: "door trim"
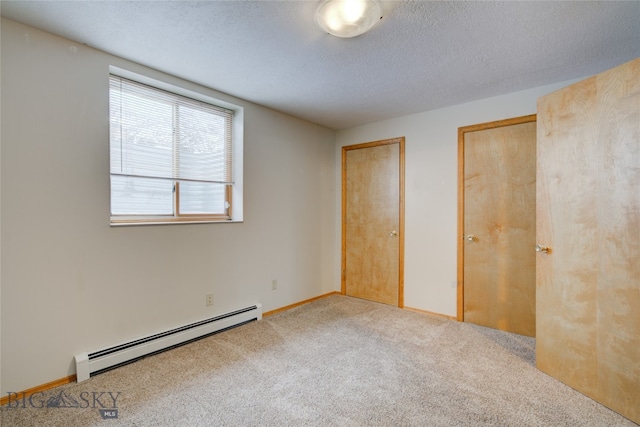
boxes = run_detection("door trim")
[341,137,405,307]
[457,115,536,321]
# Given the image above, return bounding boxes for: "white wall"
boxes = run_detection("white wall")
[0,17,3,396]
[0,19,336,395]
[335,79,581,317]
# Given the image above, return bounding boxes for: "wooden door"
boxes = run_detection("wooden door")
[536,58,639,424]
[458,116,537,337]
[342,137,404,306]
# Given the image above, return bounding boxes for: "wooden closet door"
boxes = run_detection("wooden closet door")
[459,116,537,337]
[342,138,405,306]
[536,57,640,424]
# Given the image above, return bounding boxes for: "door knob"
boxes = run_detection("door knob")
[389,230,398,237]
[535,244,550,253]
[466,234,476,242]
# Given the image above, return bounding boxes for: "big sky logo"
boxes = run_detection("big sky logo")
[5,390,120,419]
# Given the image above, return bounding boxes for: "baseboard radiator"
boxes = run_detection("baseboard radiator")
[74,303,262,382]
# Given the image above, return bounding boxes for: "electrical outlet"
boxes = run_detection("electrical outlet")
[271,279,278,291]
[206,293,214,306]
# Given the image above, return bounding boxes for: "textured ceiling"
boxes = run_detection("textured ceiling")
[2,1,640,130]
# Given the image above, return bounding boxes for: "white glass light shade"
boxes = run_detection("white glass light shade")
[314,0,383,38]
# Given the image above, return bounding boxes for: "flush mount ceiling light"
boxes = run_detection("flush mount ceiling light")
[314,0,383,38]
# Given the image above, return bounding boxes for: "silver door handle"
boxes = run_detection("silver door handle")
[389,230,398,237]
[536,244,550,253]
[466,234,476,242]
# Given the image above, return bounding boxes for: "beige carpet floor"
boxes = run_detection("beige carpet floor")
[1,295,636,426]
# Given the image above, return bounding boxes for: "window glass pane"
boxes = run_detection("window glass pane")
[179,182,226,214]
[111,176,173,215]
[110,89,173,178]
[178,105,229,182]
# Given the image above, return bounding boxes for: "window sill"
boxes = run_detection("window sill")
[110,218,243,227]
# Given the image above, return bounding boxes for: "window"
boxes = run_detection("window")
[109,74,237,225]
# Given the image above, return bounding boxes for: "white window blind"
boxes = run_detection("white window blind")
[109,75,233,221]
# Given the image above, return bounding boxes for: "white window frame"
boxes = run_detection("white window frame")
[109,67,243,226]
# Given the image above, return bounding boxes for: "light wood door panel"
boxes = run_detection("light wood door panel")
[537,57,640,424]
[459,116,537,337]
[342,138,404,306]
